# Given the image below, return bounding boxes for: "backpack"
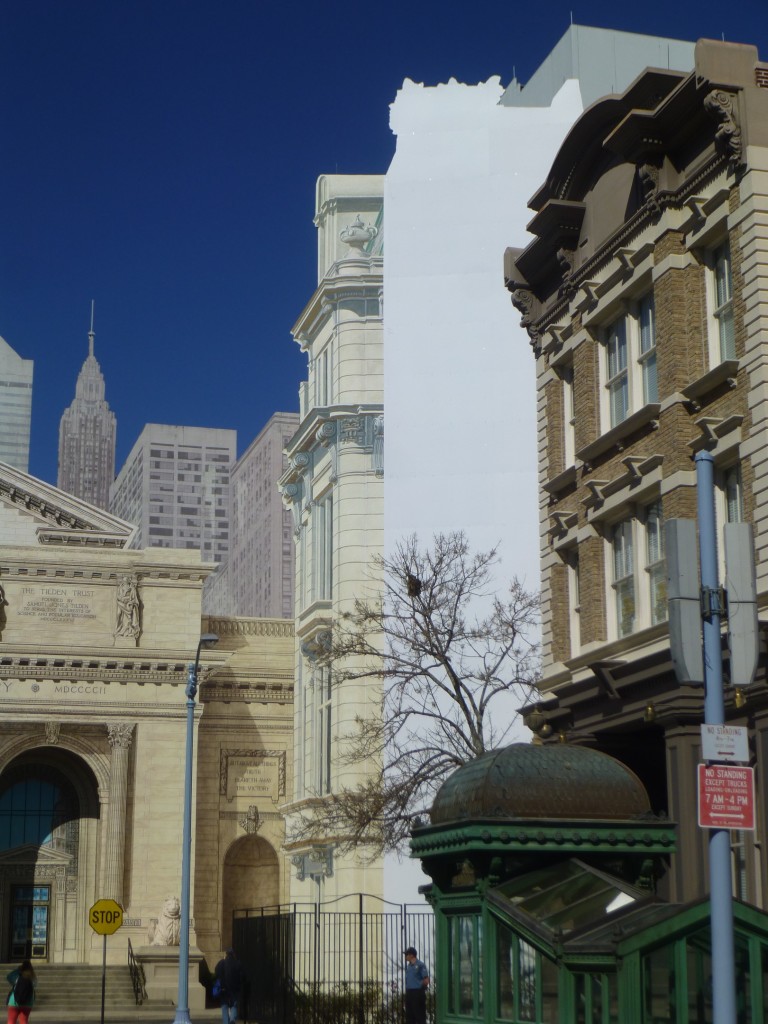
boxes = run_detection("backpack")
[12,975,33,1006]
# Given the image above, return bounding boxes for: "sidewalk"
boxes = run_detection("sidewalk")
[32,1007,227,1024]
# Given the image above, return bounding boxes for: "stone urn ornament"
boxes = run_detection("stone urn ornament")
[340,215,377,255]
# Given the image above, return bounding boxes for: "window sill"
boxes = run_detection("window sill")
[682,359,739,409]
[576,403,661,467]
[543,464,577,496]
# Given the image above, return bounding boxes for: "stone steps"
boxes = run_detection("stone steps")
[0,964,141,1011]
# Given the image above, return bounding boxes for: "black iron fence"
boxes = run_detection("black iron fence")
[233,893,434,1024]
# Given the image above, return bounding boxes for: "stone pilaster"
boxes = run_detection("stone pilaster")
[103,722,134,903]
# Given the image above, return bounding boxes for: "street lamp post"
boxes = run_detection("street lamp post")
[173,632,218,1024]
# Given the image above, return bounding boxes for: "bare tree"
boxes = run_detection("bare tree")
[292,531,540,855]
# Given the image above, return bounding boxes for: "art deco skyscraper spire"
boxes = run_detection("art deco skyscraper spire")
[57,303,116,509]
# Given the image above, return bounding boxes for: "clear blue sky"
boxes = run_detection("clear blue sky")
[1,1,765,485]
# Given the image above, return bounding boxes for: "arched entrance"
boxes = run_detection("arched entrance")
[221,836,279,948]
[0,748,99,962]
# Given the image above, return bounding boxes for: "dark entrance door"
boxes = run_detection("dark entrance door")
[10,885,49,960]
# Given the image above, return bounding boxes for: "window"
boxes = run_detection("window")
[714,242,735,361]
[313,495,333,601]
[639,294,657,403]
[316,664,332,795]
[612,519,635,638]
[566,549,581,655]
[610,502,667,640]
[562,365,576,467]
[448,915,483,1017]
[646,502,666,626]
[606,318,628,427]
[602,292,657,429]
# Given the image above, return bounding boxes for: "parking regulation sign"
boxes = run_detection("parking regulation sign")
[698,764,755,830]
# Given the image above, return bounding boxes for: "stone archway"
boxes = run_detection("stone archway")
[221,835,279,949]
[0,747,100,962]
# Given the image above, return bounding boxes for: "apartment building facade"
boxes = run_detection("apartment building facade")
[110,424,235,568]
[505,39,768,904]
[0,335,33,473]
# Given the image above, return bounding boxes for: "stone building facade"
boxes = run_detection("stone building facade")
[0,461,292,968]
[505,39,768,905]
[279,175,384,902]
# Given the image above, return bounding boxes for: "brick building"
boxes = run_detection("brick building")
[505,39,768,905]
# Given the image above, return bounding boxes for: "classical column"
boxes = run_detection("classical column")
[103,723,134,903]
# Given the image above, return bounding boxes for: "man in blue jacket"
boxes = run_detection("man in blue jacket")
[404,946,429,1024]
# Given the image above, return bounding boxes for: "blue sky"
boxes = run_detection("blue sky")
[1,1,765,485]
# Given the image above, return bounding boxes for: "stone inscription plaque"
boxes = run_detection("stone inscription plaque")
[221,750,286,805]
[15,584,110,630]
[226,757,279,803]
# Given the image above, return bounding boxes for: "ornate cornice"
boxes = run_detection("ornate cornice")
[203,617,294,639]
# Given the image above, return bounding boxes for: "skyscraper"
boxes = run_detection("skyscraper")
[0,335,33,472]
[228,411,298,618]
[110,423,236,565]
[57,309,116,508]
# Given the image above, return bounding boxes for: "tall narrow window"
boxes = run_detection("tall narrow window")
[317,665,332,795]
[606,318,629,426]
[612,519,635,638]
[562,365,576,467]
[567,549,581,655]
[724,464,743,523]
[714,243,735,361]
[646,502,666,625]
[314,495,333,601]
[639,294,658,404]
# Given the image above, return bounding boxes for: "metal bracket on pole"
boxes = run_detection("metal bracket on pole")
[700,585,726,620]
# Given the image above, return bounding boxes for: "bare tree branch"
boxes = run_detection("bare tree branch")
[290,531,540,855]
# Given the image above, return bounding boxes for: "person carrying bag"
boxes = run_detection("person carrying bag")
[6,960,36,1024]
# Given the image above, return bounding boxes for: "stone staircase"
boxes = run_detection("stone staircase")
[1,963,141,1013]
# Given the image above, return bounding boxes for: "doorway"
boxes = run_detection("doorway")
[10,885,50,960]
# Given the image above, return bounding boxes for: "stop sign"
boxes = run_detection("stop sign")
[89,899,124,935]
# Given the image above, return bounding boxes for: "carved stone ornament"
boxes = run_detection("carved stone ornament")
[147,896,181,946]
[638,161,661,210]
[114,574,141,644]
[339,416,364,446]
[556,247,576,279]
[339,215,378,255]
[704,89,742,165]
[301,629,332,662]
[239,805,261,835]
[45,722,61,745]
[316,420,336,447]
[373,415,384,477]
[107,722,134,749]
[292,452,310,473]
[509,287,541,348]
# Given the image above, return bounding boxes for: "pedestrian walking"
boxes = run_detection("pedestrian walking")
[214,948,242,1024]
[5,960,36,1024]
[404,946,429,1024]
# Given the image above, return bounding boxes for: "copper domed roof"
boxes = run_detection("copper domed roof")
[430,743,650,825]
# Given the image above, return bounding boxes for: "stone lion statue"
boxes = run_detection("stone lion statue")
[148,896,181,946]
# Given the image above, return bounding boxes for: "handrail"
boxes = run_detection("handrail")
[127,937,147,1005]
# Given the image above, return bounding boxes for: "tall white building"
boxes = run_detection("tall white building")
[280,176,384,901]
[110,424,235,567]
[58,320,116,509]
[384,25,695,580]
[0,336,33,472]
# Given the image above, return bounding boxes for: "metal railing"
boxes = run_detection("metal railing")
[127,937,147,1004]
[233,893,434,1024]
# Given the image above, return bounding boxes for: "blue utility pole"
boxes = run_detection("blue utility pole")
[695,450,736,1024]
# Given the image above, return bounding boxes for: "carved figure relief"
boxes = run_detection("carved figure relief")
[638,161,661,210]
[373,415,384,477]
[44,722,61,745]
[704,89,742,165]
[238,805,261,835]
[148,896,181,946]
[115,575,141,643]
[509,287,541,349]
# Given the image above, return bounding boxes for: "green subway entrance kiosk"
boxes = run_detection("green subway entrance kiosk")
[412,744,768,1024]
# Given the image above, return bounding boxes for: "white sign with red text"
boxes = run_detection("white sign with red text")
[700,724,749,764]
